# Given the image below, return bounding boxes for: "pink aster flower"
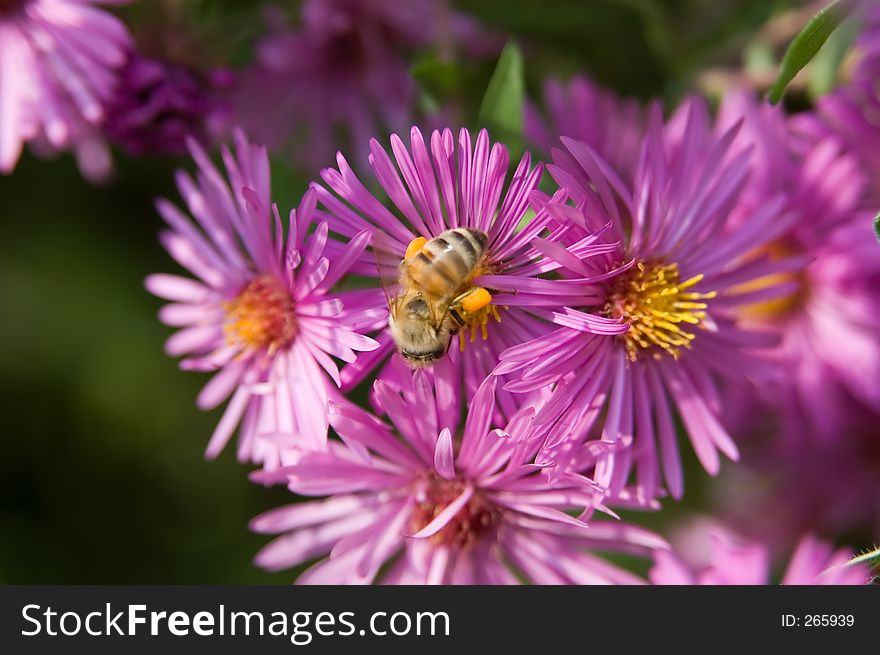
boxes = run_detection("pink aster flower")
[145,130,381,469]
[810,1,880,205]
[496,99,796,504]
[311,125,626,420]
[525,75,646,182]
[0,0,131,173]
[235,0,496,170]
[650,520,871,585]
[717,91,880,437]
[715,399,880,544]
[250,370,667,584]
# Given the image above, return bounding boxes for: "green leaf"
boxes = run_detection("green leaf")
[768,1,847,105]
[411,57,460,102]
[478,41,525,141]
[874,211,880,244]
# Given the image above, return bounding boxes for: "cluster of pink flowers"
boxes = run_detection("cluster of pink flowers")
[0,0,496,179]
[146,90,875,583]
[650,519,870,586]
[3,0,875,585]
[0,0,239,180]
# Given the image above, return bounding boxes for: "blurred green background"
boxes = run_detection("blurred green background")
[0,0,808,583]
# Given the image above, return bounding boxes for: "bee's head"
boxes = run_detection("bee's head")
[389,295,450,368]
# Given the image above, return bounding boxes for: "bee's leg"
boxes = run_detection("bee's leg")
[452,288,496,348]
[404,236,428,260]
[458,287,492,314]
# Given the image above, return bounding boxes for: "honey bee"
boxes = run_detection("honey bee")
[386,228,494,367]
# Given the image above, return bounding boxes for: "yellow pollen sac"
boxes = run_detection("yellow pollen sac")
[459,300,504,352]
[460,287,492,313]
[224,274,297,355]
[404,236,428,260]
[604,261,715,362]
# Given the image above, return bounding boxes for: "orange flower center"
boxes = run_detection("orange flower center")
[224,274,297,355]
[409,476,498,550]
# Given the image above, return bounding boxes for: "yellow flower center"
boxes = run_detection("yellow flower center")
[731,241,806,320]
[224,274,297,355]
[604,261,715,362]
[735,274,805,319]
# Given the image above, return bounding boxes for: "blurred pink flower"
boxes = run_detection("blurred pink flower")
[235,0,497,170]
[715,399,880,543]
[0,0,131,173]
[103,52,235,157]
[525,75,646,182]
[251,370,666,584]
[811,1,880,205]
[650,520,871,585]
[717,91,880,438]
[146,130,381,469]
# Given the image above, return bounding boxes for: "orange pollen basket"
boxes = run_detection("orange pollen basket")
[224,274,297,355]
[458,261,504,351]
[604,260,715,362]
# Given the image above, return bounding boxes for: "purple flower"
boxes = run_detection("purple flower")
[145,130,381,469]
[649,520,871,585]
[718,90,866,243]
[250,370,666,584]
[806,2,880,205]
[717,91,880,437]
[0,0,131,173]
[235,0,495,170]
[525,75,646,182]
[716,399,880,544]
[103,52,234,157]
[311,126,626,420]
[496,99,796,504]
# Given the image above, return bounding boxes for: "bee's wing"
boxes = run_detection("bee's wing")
[371,229,407,316]
[434,289,461,340]
[373,230,454,330]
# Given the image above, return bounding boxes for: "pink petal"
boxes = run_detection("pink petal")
[433,427,456,480]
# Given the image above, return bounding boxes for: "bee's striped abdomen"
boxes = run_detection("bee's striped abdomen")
[405,228,487,298]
